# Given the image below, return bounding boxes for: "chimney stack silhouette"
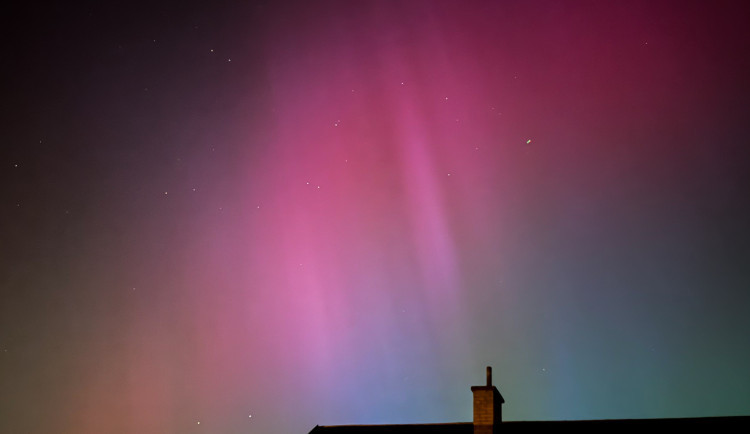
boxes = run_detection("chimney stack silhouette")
[471,366,504,434]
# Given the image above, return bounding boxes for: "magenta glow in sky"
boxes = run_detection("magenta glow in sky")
[2,1,750,433]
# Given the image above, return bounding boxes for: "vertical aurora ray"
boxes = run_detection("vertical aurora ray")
[240,0,497,425]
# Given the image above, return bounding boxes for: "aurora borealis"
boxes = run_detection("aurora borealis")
[2,1,750,433]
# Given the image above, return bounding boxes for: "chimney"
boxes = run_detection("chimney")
[471,366,504,434]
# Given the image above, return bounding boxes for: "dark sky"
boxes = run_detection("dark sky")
[2,1,750,433]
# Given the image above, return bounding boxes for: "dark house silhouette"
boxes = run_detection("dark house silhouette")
[309,367,749,433]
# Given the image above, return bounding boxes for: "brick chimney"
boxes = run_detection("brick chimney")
[471,366,504,434]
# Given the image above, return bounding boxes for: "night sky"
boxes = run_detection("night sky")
[3,1,750,433]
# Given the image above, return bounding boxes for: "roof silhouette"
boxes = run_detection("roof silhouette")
[310,417,750,433]
[308,367,750,433]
